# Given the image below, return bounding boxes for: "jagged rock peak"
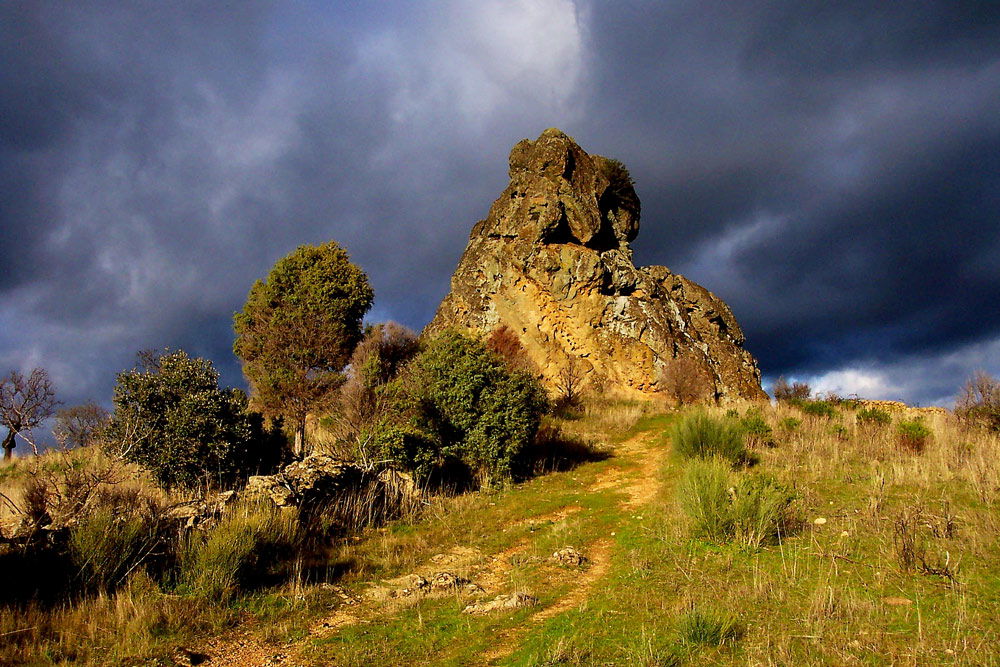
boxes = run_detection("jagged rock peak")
[428,129,766,402]
[474,128,640,251]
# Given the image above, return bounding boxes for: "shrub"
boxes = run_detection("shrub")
[670,413,749,465]
[779,417,801,432]
[956,371,1000,431]
[772,376,811,402]
[740,409,774,448]
[69,496,163,593]
[897,419,932,453]
[796,400,838,419]
[857,407,891,427]
[679,458,797,549]
[677,607,744,647]
[378,330,548,487]
[180,500,302,600]
[104,350,281,490]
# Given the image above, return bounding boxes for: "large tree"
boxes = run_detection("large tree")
[0,368,58,460]
[234,241,374,456]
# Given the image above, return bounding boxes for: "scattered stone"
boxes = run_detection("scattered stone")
[166,491,236,530]
[245,455,418,510]
[430,571,469,591]
[551,546,588,567]
[462,592,539,615]
[426,128,766,400]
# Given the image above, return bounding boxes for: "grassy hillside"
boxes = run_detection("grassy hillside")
[2,398,999,665]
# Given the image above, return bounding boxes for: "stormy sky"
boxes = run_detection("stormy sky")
[3,0,999,416]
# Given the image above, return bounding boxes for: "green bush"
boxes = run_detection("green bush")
[679,458,796,549]
[104,350,281,490]
[677,607,744,647]
[897,419,932,453]
[670,413,749,465]
[180,500,302,600]
[857,407,891,427]
[379,330,548,487]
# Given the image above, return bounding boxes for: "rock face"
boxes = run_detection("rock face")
[427,128,766,401]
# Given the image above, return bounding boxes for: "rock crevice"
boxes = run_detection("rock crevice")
[427,128,766,401]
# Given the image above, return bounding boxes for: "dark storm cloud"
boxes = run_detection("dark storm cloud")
[575,0,1000,403]
[1,0,998,423]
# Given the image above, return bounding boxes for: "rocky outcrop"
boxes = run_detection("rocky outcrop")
[426,128,766,401]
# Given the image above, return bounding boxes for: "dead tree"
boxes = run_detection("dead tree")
[1,368,58,459]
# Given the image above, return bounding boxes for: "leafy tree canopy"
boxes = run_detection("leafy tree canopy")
[233,241,374,455]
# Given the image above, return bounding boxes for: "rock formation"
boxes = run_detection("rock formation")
[426,128,766,401]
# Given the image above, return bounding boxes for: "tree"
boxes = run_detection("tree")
[956,370,1000,431]
[772,376,811,402]
[334,322,419,465]
[486,325,535,373]
[377,331,548,487]
[52,402,110,449]
[234,242,374,457]
[103,349,279,490]
[658,356,713,407]
[1,368,58,460]
[555,355,585,410]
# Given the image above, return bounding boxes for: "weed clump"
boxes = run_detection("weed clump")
[678,457,797,549]
[670,412,750,465]
[180,500,302,600]
[677,607,744,646]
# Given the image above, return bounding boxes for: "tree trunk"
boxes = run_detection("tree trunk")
[2,429,15,461]
[293,421,305,458]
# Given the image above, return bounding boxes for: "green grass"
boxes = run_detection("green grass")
[6,400,1000,665]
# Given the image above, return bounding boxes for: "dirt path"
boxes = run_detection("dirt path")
[199,430,666,667]
[476,431,666,665]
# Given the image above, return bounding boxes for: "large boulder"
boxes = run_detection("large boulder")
[426,128,766,401]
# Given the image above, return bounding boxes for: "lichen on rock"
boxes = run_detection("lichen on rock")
[426,128,766,402]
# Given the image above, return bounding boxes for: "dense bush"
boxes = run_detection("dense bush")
[670,412,750,465]
[104,350,281,490]
[378,330,548,487]
[679,457,797,549]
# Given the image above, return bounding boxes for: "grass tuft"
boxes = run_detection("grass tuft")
[670,412,750,465]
